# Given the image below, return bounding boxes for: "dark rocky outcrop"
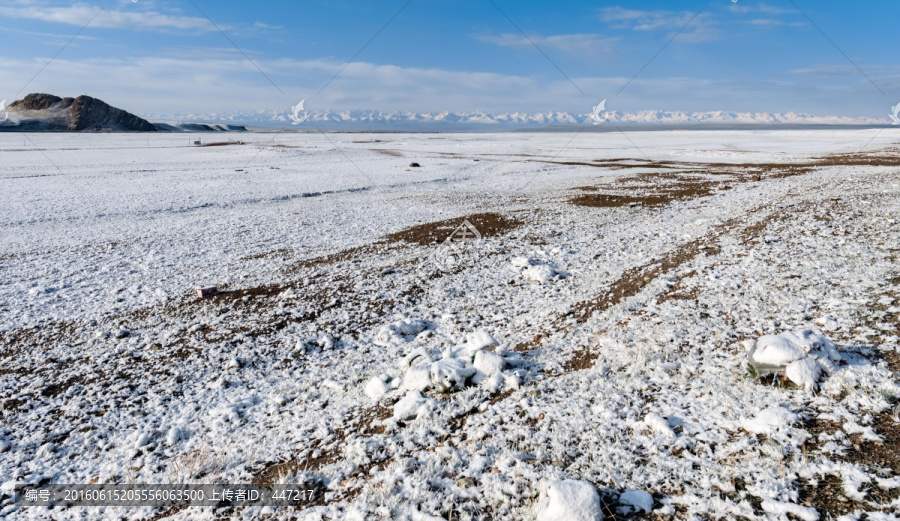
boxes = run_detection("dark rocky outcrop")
[4,93,158,132]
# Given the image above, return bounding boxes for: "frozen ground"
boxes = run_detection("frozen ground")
[2,129,900,520]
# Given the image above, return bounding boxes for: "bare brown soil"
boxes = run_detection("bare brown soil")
[252,404,392,486]
[567,151,900,210]
[383,212,524,246]
[372,149,404,157]
[241,247,295,261]
[656,271,700,304]
[198,142,243,147]
[283,246,370,272]
[571,238,722,324]
[562,347,597,371]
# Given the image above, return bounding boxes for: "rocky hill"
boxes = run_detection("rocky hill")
[2,93,157,132]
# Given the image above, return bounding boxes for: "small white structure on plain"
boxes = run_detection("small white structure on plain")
[535,479,603,521]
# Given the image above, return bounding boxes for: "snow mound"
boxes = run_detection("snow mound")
[748,330,841,390]
[751,330,840,366]
[374,318,430,347]
[430,358,476,392]
[619,489,654,514]
[511,256,533,268]
[393,391,431,421]
[472,350,505,384]
[364,374,398,400]
[402,346,435,369]
[466,329,498,352]
[535,479,604,521]
[397,330,512,394]
[743,406,798,435]
[401,364,433,392]
[644,413,676,439]
[525,264,556,284]
[785,357,823,391]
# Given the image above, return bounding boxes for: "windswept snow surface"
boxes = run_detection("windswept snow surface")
[2,130,900,520]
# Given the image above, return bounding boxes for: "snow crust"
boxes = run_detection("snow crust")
[535,479,603,521]
[619,489,654,514]
[2,130,900,520]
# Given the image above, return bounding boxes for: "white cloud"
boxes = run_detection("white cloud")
[728,3,794,15]
[475,33,619,57]
[599,7,720,42]
[0,53,893,118]
[0,54,570,114]
[0,1,218,32]
[747,18,784,27]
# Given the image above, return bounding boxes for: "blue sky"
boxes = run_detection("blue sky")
[0,0,897,118]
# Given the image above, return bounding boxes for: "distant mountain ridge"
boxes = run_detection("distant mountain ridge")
[3,93,157,132]
[0,93,889,132]
[141,108,889,129]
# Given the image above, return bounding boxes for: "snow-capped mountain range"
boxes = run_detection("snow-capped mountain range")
[142,109,891,130]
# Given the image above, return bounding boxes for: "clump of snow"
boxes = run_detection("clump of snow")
[364,374,398,400]
[619,489,654,514]
[751,329,840,366]
[402,346,435,369]
[472,350,505,384]
[430,358,476,392]
[525,264,556,284]
[748,330,841,389]
[401,364,433,392]
[644,413,676,439]
[510,255,563,283]
[396,329,511,394]
[466,329,498,352]
[535,479,603,521]
[510,256,532,268]
[761,500,819,521]
[743,406,798,435]
[785,357,823,391]
[393,391,431,421]
[374,318,430,347]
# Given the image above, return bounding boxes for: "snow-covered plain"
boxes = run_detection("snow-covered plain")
[2,129,900,520]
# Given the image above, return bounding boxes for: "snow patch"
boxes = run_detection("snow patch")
[393,391,431,421]
[374,318,430,347]
[535,479,604,521]
[761,500,819,521]
[742,406,798,435]
[619,489,654,514]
